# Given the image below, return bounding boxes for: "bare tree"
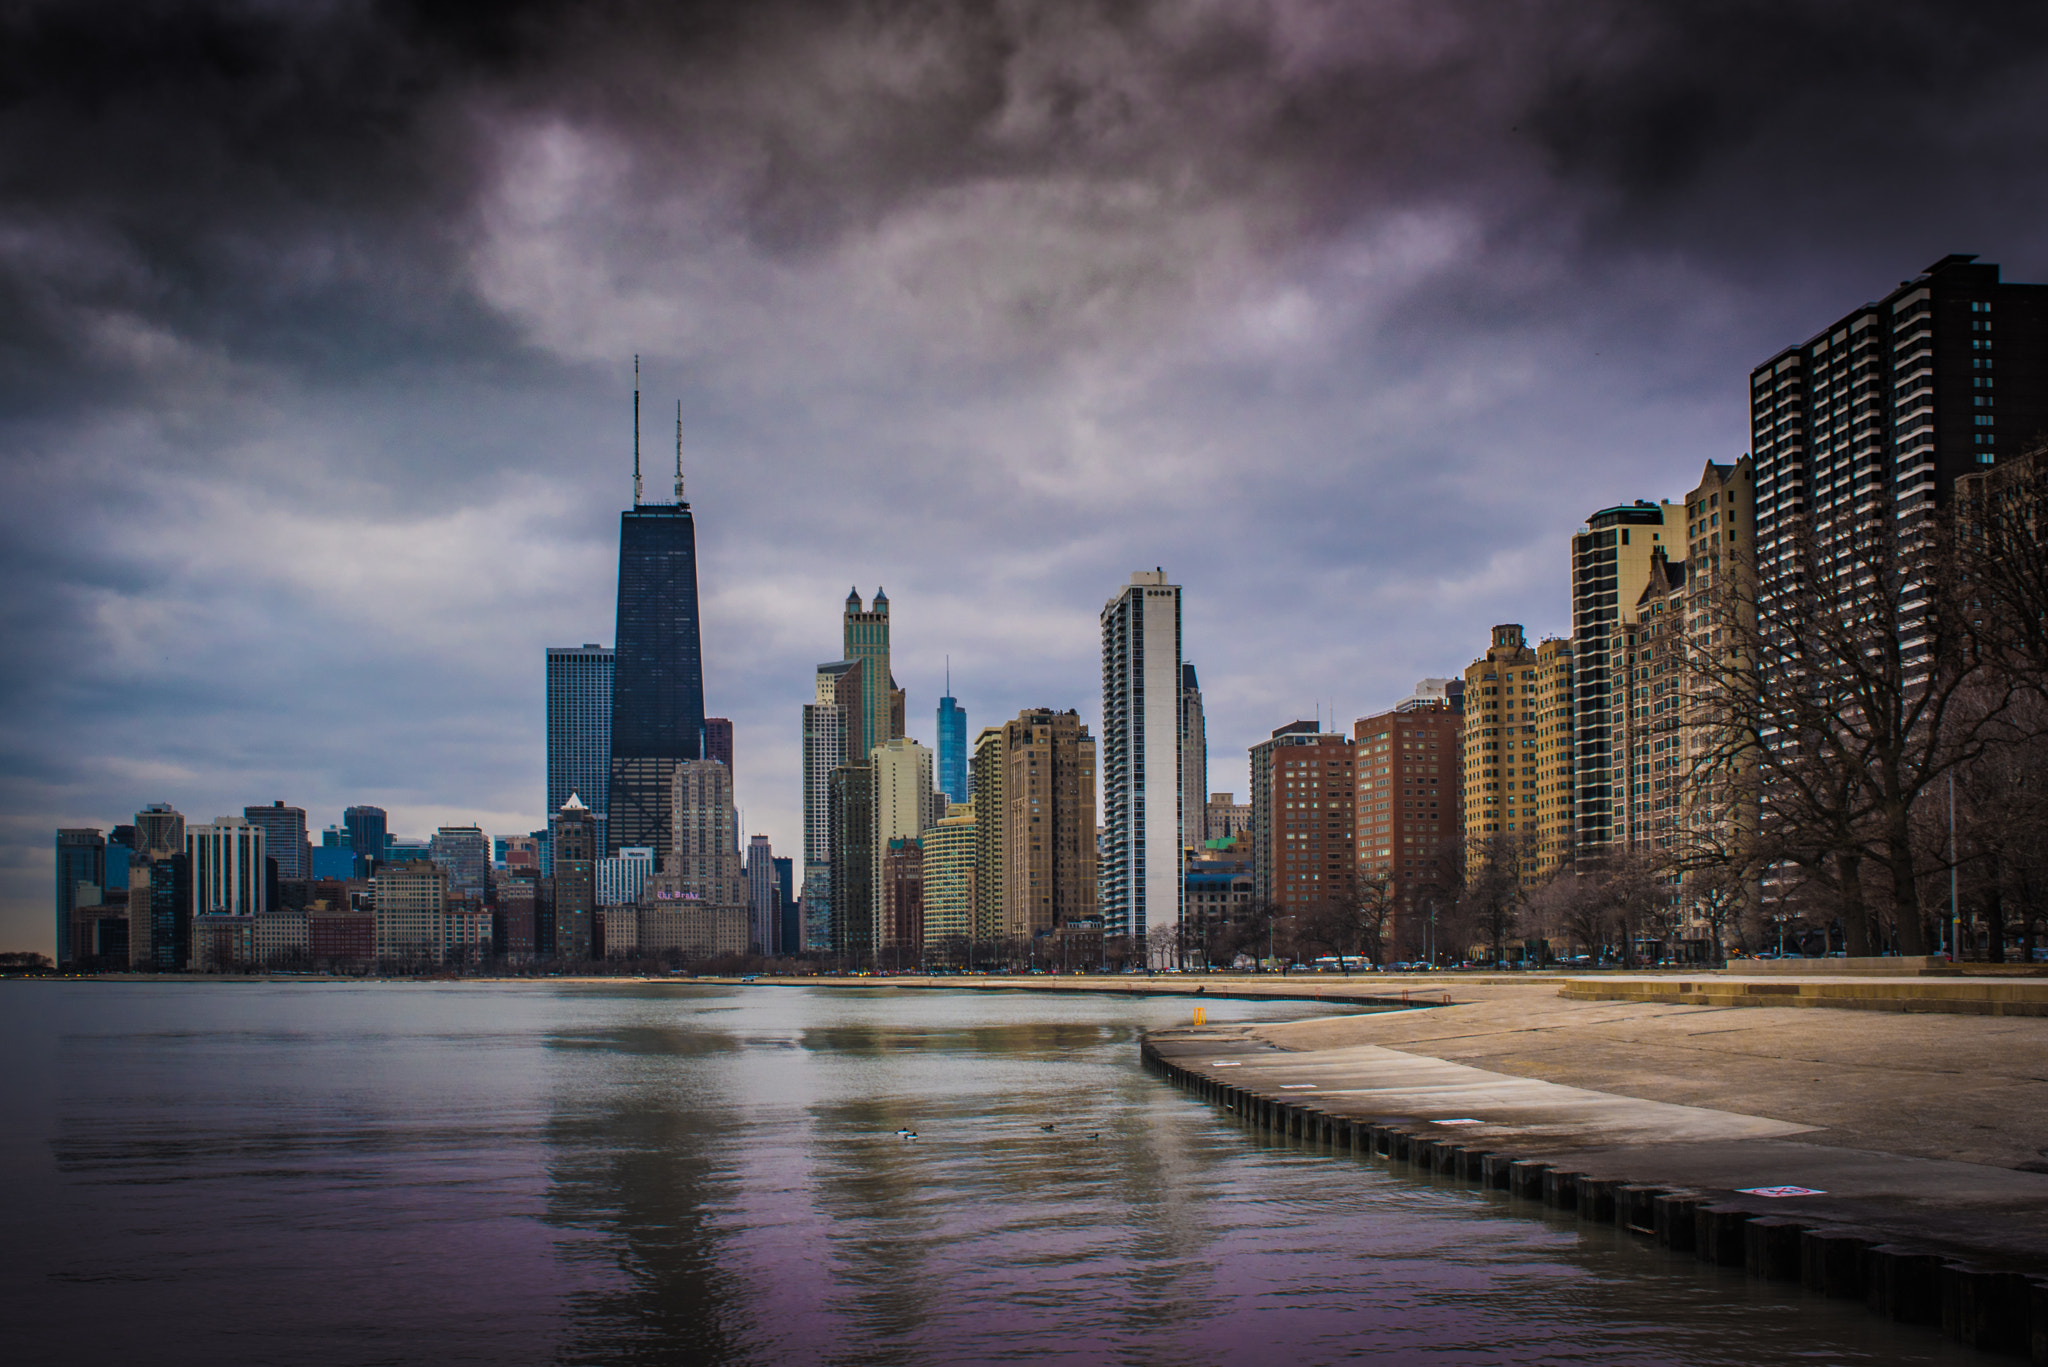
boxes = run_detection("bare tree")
[1459,832,1534,966]
[1288,876,1396,971]
[1527,851,1672,966]
[1958,442,2048,701]
[1688,512,2013,956]
[1523,870,1607,963]
[1225,901,1281,971]
[1947,694,2048,961]
[1354,873,1397,969]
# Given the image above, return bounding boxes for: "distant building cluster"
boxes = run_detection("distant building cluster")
[53,801,530,974]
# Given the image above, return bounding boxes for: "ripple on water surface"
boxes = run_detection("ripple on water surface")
[0,983,1975,1366]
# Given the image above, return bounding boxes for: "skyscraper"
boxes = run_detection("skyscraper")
[921,803,975,962]
[670,760,744,908]
[186,817,267,918]
[54,829,105,968]
[705,717,734,773]
[747,834,778,955]
[1100,569,1184,960]
[937,675,967,805]
[373,860,449,968]
[1570,501,1680,852]
[772,856,796,958]
[149,853,191,971]
[1180,663,1206,857]
[1354,700,1464,937]
[880,838,923,964]
[243,802,310,881]
[608,376,707,860]
[871,737,934,874]
[597,847,655,907]
[429,826,491,896]
[343,805,387,878]
[801,658,861,952]
[1751,255,2048,628]
[1611,552,1688,857]
[547,644,614,854]
[829,764,875,963]
[551,796,598,961]
[134,803,185,858]
[1000,709,1097,943]
[1250,722,1357,920]
[970,725,1005,948]
[1460,624,1575,878]
[842,588,896,758]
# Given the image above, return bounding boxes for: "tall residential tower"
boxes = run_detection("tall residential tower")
[1100,570,1184,964]
[1570,501,1679,853]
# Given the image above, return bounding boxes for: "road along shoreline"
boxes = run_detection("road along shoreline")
[1142,1018,2048,1361]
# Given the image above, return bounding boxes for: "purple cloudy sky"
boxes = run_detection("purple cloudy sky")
[6,0,2048,952]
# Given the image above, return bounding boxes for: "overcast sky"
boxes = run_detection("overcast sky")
[6,0,2048,953]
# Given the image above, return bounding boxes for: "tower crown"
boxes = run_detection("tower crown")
[846,586,862,610]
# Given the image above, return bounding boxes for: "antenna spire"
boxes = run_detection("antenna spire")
[674,400,685,503]
[632,355,643,506]
[945,655,951,695]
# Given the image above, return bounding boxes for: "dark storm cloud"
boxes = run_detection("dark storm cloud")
[8,0,2047,408]
[6,0,2048,951]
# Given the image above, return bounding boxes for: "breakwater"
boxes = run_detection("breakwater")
[1142,1030,2048,1361]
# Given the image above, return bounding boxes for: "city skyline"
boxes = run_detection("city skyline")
[8,3,2048,954]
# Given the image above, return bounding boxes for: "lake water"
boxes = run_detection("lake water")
[0,982,1971,1365]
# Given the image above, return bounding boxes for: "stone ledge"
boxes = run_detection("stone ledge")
[1559,975,2048,1016]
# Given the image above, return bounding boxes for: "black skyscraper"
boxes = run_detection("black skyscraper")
[606,381,708,858]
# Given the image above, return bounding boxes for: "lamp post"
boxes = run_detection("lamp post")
[1949,771,1960,961]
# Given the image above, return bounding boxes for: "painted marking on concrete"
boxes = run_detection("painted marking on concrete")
[1738,1185,1827,1198]
[1280,1084,1317,1090]
[1434,1118,1483,1126]
[1210,1061,1242,1066]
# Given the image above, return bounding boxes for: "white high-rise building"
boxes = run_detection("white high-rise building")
[186,816,267,918]
[597,847,655,906]
[1100,569,1184,965]
[870,737,934,873]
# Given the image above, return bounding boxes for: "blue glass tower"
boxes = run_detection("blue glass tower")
[936,667,967,804]
[547,644,614,854]
[343,805,386,878]
[605,373,707,858]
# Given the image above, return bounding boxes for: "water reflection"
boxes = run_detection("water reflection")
[0,984,1980,1367]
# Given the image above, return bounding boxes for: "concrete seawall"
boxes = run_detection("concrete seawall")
[1562,974,2048,1016]
[738,968,2048,1017]
[1142,1008,2048,1361]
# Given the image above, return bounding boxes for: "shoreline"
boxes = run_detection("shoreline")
[1142,989,2048,1358]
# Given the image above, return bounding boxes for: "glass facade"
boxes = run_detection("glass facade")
[607,504,707,858]
[343,806,387,877]
[937,694,967,804]
[55,829,106,967]
[547,645,614,853]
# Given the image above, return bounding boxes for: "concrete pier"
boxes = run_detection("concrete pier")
[1142,995,2048,1361]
